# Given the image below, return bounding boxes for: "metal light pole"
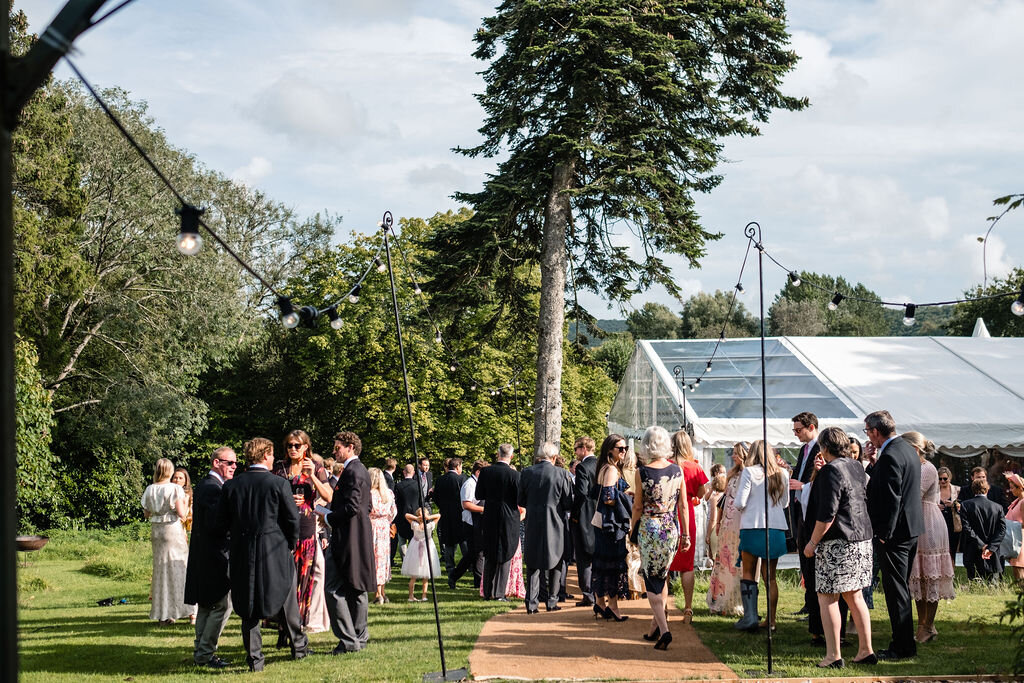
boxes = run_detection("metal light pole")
[744,220,773,674]
[2,4,114,679]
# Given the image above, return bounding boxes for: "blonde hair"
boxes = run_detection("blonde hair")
[711,473,727,493]
[153,458,174,483]
[244,437,274,464]
[900,431,935,461]
[369,467,390,499]
[727,442,748,481]
[745,440,786,505]
[640,426,672,464]
[671,430,695,463]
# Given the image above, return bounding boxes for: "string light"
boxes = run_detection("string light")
[374,256,387,273]
[434,330,443,344]
[902,304,916,327]
[450,362,459,372]
[414,285,422,295]
[175,205,204,255]
[788,271,801,287]
[827,292,844,311]
[1013,285,1024,317]
[325,306,343,330]
[277,296,300,329]
[348,284,361,304]
[706,361,712,373]
[735,282,745,294]
[688,384,695,392]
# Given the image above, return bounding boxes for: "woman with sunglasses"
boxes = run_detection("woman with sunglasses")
[269,430,332,644]
[592,434,632,621]
[937,466,960,567]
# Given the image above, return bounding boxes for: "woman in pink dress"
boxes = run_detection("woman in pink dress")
[706,443,746,616]
[668,430,709,623]
[901,432,954,643]
[480,506,526,599]
[369,468,398,604]
[1005,473,1024,583]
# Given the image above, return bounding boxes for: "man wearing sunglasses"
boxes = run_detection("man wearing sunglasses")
[184,446,238,668]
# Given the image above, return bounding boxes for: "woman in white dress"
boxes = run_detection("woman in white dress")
[402,507,441,601]
[140,458,195,624]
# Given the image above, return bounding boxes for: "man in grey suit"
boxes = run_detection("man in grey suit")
[519,442,573,614]
[570,436,598,607]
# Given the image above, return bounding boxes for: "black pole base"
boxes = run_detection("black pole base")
[423,668,469,682]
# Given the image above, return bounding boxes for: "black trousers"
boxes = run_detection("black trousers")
[570,524,594,603]
[240,590,307,671]
[441,537,468,575]
[876,536,918,657]
[450,522,484,588]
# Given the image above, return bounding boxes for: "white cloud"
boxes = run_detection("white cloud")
[231,156,273,186]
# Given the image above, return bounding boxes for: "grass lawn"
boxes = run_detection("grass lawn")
[685,567,1020,679]
[17,526,1023,680]
[17,525,513,682]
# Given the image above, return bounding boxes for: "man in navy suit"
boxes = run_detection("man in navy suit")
[184,446,237,668]
[788,412,820,621]
[865,410,923,661]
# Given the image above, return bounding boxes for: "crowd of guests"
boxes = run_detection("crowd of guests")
[138,411,1023,672]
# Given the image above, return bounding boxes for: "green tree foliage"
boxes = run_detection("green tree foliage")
[767,297,825,336]
[626,303,680,340]
[946,268,1024,337]
[768,271,887,337]
[591,332,635,383]
[679,290,759,339]
[15,338,57,531]
[883,305,952,336]
[199,212,615,468]
[426,0,807,450]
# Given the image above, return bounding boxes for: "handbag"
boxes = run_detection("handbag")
[591,508,604,529]
[1000,518,1022,560]
[951,503,962,533]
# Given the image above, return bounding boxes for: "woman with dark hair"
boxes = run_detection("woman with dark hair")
[937,466,961,567]
[171,467,194,534]
[630,426,687,650]
[592,434,632,621]
[667,430,708,623]
[803,427,875,668]
[270,429,331,643]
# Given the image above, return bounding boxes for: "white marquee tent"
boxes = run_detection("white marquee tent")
[608,336,1024,456]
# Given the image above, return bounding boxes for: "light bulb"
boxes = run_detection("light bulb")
[282,312,300,329]
[902,304,916,327]
[735,282,744,293]
[828,292,843,311]
[414,286,422,295]
[450,363,458,372]
[1012,299,1024,317]
[706,362,712,373]
[688,384,695,392]
[348,284,361,304]
[176,231,202,255]
[470,384,476,391]
[375,257,387,273]
[827,301,838,311]
[435,331,442,343]
[789,271,801,287]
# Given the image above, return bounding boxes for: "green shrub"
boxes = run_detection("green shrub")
[81,546,151,582]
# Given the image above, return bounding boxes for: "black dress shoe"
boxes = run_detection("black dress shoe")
[576,598,593,607]
[852,653,878,665]
[817,658,844,669]
[877,648,914,661]
[331,645,354,656]
[526,608,538,614]
[204,655,230,668]
[653,631,672,650]
[546,605,562,612]
[447,578,457,590]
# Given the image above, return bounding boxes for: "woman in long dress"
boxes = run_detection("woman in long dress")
[141,458,195,625]
[707,443,746,616]
[592,434,632,620]
[901,432,955,643]
[630,426,688,651]
[666,431,709,624]
[369,467,398,604]
[620,446,644,599]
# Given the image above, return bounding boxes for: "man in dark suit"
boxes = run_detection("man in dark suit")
[216,438,307,672]
[476,443,521,600]
[322,430,376,654]
[959,478,1006,582]
[519,443,573,613]
[449,460,487,589]
[394,464,421,564]
[569,436,597,607]
[959,467,1008,511]
[788,412,819,619]
[417,456,434,502]
[184,446,237,668]
[865,410,923,661]
[433,457,468,576]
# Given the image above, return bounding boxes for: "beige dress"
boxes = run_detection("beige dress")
[141,482,196,622]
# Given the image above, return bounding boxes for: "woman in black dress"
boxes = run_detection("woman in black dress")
[592,434,632,621]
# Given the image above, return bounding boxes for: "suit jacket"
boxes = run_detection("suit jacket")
[959,483,1008,511]
[383,469,395,492]
[215,466,299,620]
[433,470,467,546]
[326,457,376,592]
[394,477,422,539]
[792,441,821,544]
[475,461,521,563]
[519,461,573,570]
[572,455,598,553]
[184,473,230,606]
[959,494,1006,574]
[417,470,434,501]
[865,436,923,542]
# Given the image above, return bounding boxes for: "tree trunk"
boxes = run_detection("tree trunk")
[533,160,575,456]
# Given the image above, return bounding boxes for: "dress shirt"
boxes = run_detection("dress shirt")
[460,475,479,526]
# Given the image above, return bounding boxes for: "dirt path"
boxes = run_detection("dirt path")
[468,575,734,681]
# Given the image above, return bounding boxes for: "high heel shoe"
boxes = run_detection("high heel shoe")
[653,631,672,650]
[602,606,628,622]
[642,626,661,641]
[817,658,844,669]
[682,608,693,624]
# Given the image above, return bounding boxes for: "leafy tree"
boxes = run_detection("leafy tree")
[679,290,759,339]
[946,268,1024,337]
[15,338,57,532]
[769,271,887,337]
[767,297,825,336]
[427,0,806,452]
[626,303,680,340]
[591,332,635,383]
[883,305,952,336]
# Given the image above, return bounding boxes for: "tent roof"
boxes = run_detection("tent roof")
[607,336,1024,449]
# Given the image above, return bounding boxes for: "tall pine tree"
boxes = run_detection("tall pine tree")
[429,0,806,452]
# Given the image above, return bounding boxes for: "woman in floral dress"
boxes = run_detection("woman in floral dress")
[630,426,687,651]
[707,442,746,616]
[369,467,397,604]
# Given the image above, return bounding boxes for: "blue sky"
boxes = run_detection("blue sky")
[20,0,1024,318]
